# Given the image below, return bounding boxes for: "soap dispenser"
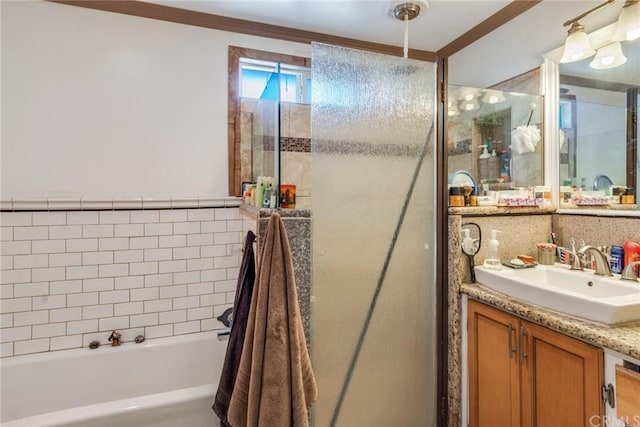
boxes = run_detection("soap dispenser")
[483,229,502,270]
[478,145,490,181]
[462,228,475,254]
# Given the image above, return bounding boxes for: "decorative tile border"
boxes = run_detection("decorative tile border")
[0,197,242,212]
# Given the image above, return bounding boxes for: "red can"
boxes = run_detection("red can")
[623,240,640,275]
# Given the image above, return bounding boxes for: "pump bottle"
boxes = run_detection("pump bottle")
[483,229,502,270]
[478,145,490,181]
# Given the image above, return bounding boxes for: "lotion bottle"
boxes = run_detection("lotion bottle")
[483,229,502,269]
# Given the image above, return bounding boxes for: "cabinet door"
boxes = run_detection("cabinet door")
[468,301,521,427]
[521,321,604,427]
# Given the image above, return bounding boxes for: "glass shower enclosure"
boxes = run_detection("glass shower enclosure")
[310,43,437,426]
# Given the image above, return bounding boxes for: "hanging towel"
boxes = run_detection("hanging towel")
[213,231,257,427]
[228,213,318,427]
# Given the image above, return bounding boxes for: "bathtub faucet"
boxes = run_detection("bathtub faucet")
[108,330,122,347]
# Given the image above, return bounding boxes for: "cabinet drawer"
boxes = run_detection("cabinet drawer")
[616,365,640,420]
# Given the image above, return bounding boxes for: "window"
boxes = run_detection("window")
[240,58,311,104]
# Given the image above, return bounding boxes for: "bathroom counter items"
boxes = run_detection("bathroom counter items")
[461,282,640,361]
[448,204,557,216]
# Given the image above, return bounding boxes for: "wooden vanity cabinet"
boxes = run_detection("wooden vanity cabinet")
[468,300,604,427]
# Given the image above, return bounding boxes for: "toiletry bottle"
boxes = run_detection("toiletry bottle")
[623,240,640,275]
[500,150,511,182]
[462,229,475,253]
[478,145,490,181]
[489,149,501,179]
[483,229,502,270]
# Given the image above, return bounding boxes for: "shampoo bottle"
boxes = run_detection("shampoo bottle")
[483,229,502,270]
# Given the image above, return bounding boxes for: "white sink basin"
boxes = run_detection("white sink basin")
[474,263,640,326]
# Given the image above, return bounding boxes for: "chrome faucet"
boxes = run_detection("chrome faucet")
[620,261,640,282]
[578,246,613,276]
[563,249,584,271]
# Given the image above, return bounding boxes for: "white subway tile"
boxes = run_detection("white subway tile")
[13,226,47,241]
[0,212,32,226]
[187,282,214,296]
[0,342,14,357]
[68,319,98,334]
[68,292,98,307]
[129,262,157,276]
[144,324,172,339]
[200,245,227,258]
[144,299,172,313]
[187,258,214,271]
[83,278,114,292]
[49,225,81,240]
[144,223,172,236]
[214,304,233,317]
[33,322,66,338]
[82,200,113,211]
[173,271,200,285]
[173,222,200,235]
[99,316,129,332]
[98,263,129,278]
[1,256,13,270]
[114,250,143,264]
[159,235,186,248]
[14,338,49,355]
[82,304,113,319]
[226,292,235,304]
[50,307,82,323]
[50,335,83,351]
[112,199,143,210]
[187,306,213,321]
[0,269,31,285]
[0,284,13,299]
[213,232,241,245]
[114,224,144,237]
[0,326,31,342]
[99,211,130,224]
[215,208,240,220]
[120,328,145,343]
[173,246,200,260]
[49,253,82,268]
[174,321,200,335]
[130,236,158,250]
[159,210,187,223]
[114,301,143,316]
[13,254,48,269]
[0,227,13,241]
[83,224,114,239]
[213,255,240,269]
[173,296,199,310]
[159,285,186,299]
[158,260,186,274]
[32,239,65,254]
[0,298,31,313]
[200,221,226,233]
[82,251,114,265]
[200,293,226,306]
[215,279,237,293]
[66,238,98,253]
[145,273,173,287]
[131,210,160,224]
[82,332,107,347]
[187,233,214,247]
[171,198,198,209]
[98,238,129,251]
[67,212,99,225]
[130,287,159,302]
[32,212,66,226]
[0,313,13,328]
[201,318,220,332]
[159,309,186,324]
[226,267,240,280]
[32,267,65,282]
[226,244,243,257]
[67,265,98,280]
[130,313,158,328]
[13,282,49,298]
[33,295,66,310]
[226,220,243,232]
[99,290,129,304]
[14,310,48,326]
[115,276,144,290]
[144,248,172,262]
[187,209,215,222]
[1,241,31,255]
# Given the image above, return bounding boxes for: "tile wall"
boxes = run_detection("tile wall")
[0,207,243,357]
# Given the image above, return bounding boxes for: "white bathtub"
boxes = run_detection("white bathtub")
[1,331,228,427]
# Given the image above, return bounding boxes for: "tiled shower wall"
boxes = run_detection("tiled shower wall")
[0,207,242,358]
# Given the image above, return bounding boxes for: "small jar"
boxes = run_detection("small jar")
[621,188,635,204]
[449,187,465,207]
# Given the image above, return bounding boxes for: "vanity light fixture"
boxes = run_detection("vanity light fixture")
[482,90,506,104]
[559,0,615,64]
[590,41,627,69]
[612,0,640,41]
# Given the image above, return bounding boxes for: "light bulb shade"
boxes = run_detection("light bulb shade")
[612,1,640,41]
[590,42,627,69]
[560,22,595,63]
[482,90,506,104]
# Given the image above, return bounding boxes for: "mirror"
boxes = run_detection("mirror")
[547,22,639,211]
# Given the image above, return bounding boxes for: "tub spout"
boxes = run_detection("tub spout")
[108,330,122,347]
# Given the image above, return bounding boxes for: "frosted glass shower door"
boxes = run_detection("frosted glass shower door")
[310,44,437,426]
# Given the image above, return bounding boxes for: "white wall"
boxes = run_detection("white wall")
[0,1,310,199]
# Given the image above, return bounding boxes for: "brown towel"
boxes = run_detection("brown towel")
[228,212,318,427]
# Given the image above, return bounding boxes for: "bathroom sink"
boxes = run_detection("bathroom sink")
[474,263,640,326]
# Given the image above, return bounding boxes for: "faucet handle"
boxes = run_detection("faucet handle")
[620,261,640,282]
[564,250,584,271]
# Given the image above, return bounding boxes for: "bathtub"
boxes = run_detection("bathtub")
[1,331,228,427]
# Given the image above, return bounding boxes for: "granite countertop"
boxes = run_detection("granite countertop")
[448,205,557,216]
[461,282,640,361]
